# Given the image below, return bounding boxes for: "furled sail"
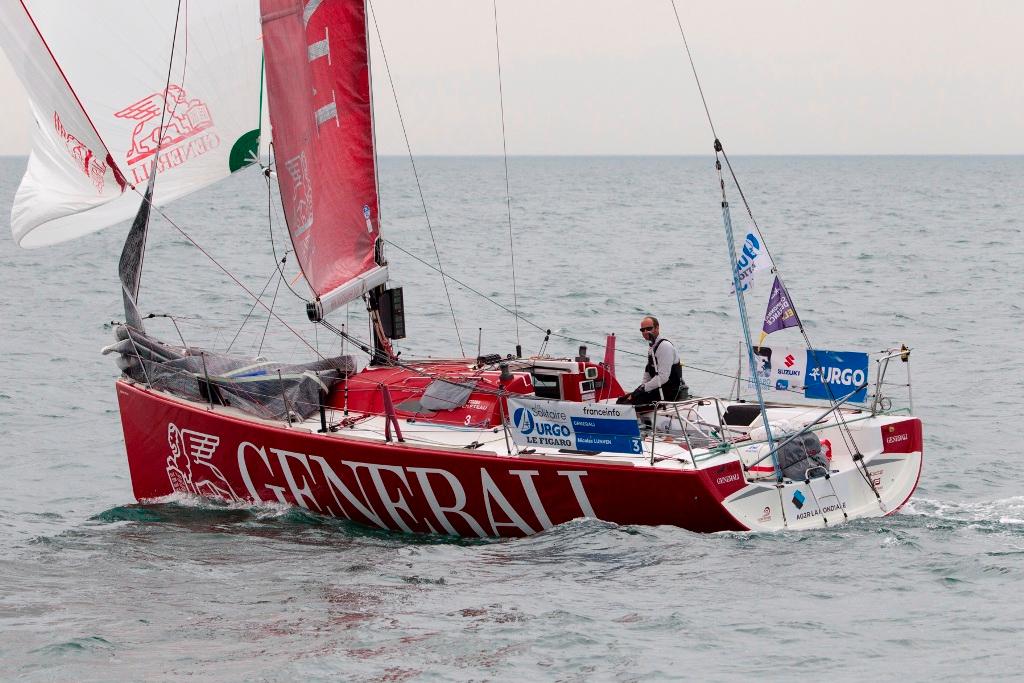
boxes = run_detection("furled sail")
[261,0,387,320]
[0,1,264,249]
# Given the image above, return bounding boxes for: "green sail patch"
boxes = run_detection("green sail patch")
[228,129,261,172]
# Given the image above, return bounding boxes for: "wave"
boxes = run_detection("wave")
[904,496,1024,526]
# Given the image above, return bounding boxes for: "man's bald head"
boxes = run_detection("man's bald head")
[640,316,660,343]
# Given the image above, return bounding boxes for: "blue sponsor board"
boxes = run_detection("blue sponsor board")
[576,434,643,453]
[570,416,640,437]
[804,349,869,403]
[571,415,641,453]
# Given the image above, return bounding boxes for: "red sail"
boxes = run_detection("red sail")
[261,0,386,319]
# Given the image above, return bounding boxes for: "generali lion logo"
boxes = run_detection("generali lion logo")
[115,84,220,185]
[166,423,241,502]
[53,112,109,194]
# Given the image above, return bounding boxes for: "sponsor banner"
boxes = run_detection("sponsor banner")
[507,398,642,455]
[804,349,870,403]
[730,232,768,294]
[750,345,807,394]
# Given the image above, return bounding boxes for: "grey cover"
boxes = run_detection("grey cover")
[777,432,829,480]
[419,379,474,412]
[104,325,354,421]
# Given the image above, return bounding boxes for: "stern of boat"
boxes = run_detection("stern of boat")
[716,414,923,531]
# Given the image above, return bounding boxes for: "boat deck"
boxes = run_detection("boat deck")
[149,376,870,476]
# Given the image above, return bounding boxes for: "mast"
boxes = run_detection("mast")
[363,0,393,366]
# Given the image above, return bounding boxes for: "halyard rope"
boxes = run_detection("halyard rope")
[367,0,465,356]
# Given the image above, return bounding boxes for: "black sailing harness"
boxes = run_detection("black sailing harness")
[645,338,683,401]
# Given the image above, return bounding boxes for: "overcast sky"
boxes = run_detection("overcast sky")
[1,0,1022,155]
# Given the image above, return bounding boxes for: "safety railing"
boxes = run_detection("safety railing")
[643,396,737,468]
[642,390,905,476]
[871,346,914,416]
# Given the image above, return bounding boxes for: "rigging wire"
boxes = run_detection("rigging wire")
[382,237,545,337]
[130,0,185,305]
[258,270,284,357]
[225,262,283,353]
[385,236,798,393]
[264,142,309,303]
[669,0,717,142]
[492,0,521,350]
[128,190,328,361]
[367,0,465,357]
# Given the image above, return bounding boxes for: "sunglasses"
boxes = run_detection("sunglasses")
[640,326,655,332]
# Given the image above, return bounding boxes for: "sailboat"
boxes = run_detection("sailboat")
[0,0,922,536]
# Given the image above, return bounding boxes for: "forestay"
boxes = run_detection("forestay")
[261,0,387,320]
[0,0,263,248]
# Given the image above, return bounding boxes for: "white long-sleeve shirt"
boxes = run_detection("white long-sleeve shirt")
[641,336,680,392]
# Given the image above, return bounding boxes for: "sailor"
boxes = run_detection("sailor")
[618,315,686,406]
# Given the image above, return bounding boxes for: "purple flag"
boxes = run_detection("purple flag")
[760,276,800,344]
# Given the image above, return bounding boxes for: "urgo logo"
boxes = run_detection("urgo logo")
[809,366,866,387]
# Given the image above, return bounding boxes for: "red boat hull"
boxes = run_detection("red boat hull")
[116,380,747,536]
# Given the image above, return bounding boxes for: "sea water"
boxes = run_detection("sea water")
[1,155,1022,680]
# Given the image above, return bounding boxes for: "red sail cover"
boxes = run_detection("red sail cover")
[261,0,383,314]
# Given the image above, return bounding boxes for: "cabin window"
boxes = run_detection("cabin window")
[531,373,561,399]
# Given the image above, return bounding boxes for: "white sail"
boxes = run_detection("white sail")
[0,0,263,249]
